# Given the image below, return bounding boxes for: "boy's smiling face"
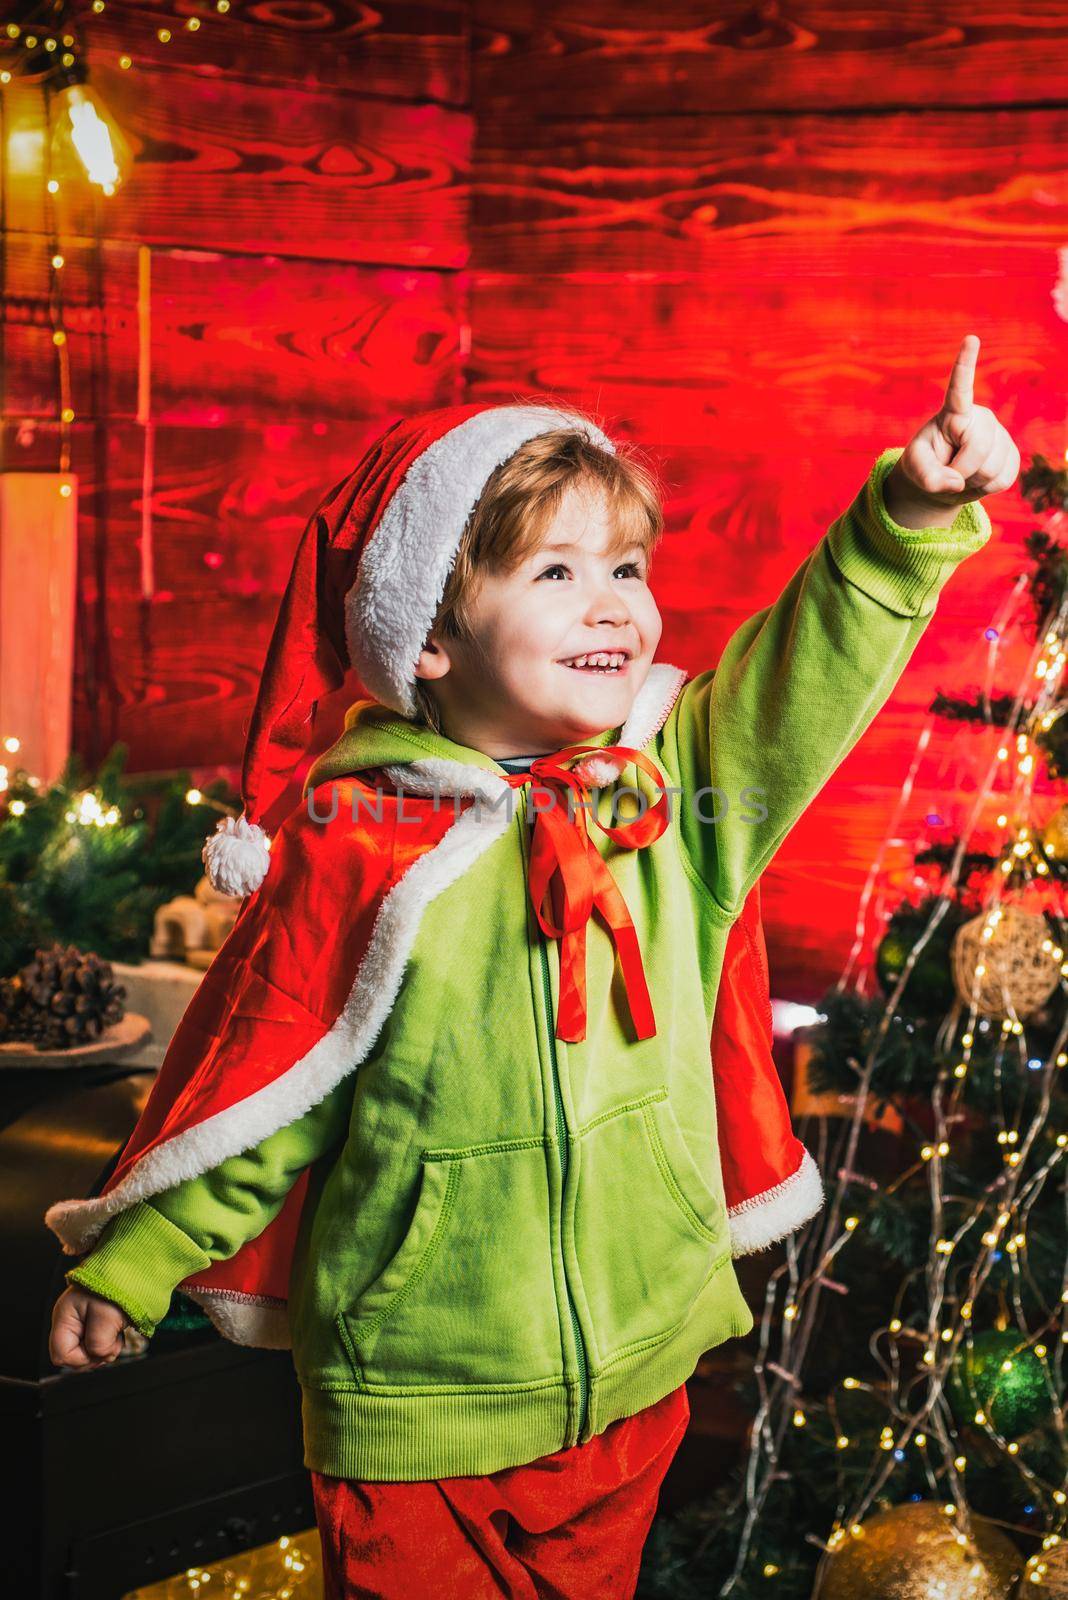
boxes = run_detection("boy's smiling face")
[415,481,663,759]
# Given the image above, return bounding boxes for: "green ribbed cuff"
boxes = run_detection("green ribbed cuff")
[65,1200,213,1338]
[827,447,993,618]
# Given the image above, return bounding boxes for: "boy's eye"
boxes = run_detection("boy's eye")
[537,562,644,580]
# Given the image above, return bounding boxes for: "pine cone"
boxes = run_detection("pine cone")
[14,942,126,1051]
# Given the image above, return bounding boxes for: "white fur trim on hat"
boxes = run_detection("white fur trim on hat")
[201,813,272,898]
[345,405,616,719]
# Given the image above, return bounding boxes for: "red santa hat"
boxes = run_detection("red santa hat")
[202,401,617,898]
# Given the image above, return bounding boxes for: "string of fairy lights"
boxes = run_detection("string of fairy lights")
[1,0,238,499]
[720,568,1068,1595]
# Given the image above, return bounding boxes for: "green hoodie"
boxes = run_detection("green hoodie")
[64,448,992,1479]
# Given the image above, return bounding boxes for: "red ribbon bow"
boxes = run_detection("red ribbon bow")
[502,743,672,1044]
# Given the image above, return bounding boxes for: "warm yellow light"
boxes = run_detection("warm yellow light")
[61,406,75,423]
[59,482,72,498]
[10,799,26,815]
[836,1435,848,1449]
[52,329,66,345]
[59,83,126,193]
[186,788,203,805]
[158,27,171,41]
[47,179,60,194]
[119,54,132,68]
[52,253,64,268]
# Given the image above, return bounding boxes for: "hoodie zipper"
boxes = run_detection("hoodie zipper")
[538,930,590,1441]
[516,784,590,1442]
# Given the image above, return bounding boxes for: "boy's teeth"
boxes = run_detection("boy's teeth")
[564,652,626,670]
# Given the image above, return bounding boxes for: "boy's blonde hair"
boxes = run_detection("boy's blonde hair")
[413,414,664,734]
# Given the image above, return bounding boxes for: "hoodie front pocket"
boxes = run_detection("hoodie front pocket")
[570,1088,731,1370]
[337,1138,563,1391]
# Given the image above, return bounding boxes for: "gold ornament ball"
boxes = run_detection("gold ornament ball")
[951,906,1059,1020]
[1021,1540,1068,1596]
[1040,802,1068,865]
[820,1501,1022,1600]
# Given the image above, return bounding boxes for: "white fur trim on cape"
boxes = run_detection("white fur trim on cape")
[202,813,272,897]
[345,405,616,720]
[45,798,517,1268]
[727,1147,824,1257]
[45,661,691,1350]
[181,1286,292,1349]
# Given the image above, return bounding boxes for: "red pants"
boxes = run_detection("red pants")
[310,1383,690,1599]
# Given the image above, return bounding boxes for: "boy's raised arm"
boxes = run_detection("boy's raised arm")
[662,334,1016,922]
[664,447,992,920]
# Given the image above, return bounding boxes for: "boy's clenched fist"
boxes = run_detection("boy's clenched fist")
[50,1282,132,1369]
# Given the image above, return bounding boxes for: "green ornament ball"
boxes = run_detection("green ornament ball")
[875,926,955,1013]
[947,1329,1052,1439]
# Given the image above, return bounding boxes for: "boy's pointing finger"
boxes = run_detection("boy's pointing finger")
[941,333,979,418]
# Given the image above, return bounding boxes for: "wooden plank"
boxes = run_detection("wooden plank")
[467,240,1066,449]
[4,232,468,421]
[471,105,1068,274]
[6,72,471,263]
[73,0,470,105]
[472,0,1068,115]
[0,419,390,769]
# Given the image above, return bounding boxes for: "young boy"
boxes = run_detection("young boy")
[47,339,1015,1595]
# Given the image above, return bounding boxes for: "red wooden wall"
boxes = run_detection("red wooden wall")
[4,2,1067,997]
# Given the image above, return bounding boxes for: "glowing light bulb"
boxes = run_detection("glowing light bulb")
[54,78,129,194]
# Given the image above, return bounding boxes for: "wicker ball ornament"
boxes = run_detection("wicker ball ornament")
[950,907,1059,1019]
[820,1502,1022,1600]
[1021,1539,1068,1595]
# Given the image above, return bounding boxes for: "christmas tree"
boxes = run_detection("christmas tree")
[638,456,1068,1600]
[0,738,238,978]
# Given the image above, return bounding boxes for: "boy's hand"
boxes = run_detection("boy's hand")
[49,1283,132,1370]
[883,334,1020,529]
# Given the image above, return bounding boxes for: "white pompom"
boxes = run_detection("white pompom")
[201,813,272,898]
[574,752,626,789]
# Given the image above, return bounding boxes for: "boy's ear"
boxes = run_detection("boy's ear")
[414,634,452,683]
